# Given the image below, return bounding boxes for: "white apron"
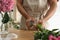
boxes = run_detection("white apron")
[20,0,48,30]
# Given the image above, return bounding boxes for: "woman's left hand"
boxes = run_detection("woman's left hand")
[38,20,46,28]
[29,20,46,30]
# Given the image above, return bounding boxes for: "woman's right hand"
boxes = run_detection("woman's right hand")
[26,17,38,30]
[26,17,35,30]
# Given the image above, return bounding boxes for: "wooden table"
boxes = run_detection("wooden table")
[9,28,34,40]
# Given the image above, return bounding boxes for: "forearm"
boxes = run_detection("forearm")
[17,2,31,19]
[43,2,57,21]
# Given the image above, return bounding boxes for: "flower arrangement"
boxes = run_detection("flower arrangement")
[0,0,14,24]
[0,0,14,12]
[34,24,60,40]
[0,0,15,31]
[0,0,20,30]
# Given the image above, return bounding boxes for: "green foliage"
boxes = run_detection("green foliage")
[13,24,20,29]
[2,12,10,24]
[34,24,60,40]
[2,12,20,30]
[9,18,20,30]
[37,24,44,32]
[52,29,58,32]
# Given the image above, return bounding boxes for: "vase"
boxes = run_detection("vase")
[0,12,18,40]
[0,23,8,32]
[0,12,10,38]
[0,12,9,32]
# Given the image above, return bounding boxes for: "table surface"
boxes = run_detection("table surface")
[9,28,34,40]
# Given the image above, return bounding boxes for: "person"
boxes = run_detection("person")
[17,0,58,30]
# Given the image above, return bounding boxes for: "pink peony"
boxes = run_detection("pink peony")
[49,35,58,40]
[0,0,15,12]
[58,36,60,40]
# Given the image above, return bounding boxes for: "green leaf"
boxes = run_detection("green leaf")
[52,29,58,31]
[37,24,42,28]
[34,31,43,39]
[2,12,10,24]
[14,25,20,29]
[37,24,44,32]
[54,31,60,36]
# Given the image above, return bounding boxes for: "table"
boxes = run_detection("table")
[9,28,34,40]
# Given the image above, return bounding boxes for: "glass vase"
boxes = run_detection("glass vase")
[0,23,9,33]
[0,12,18,40]
[0,12,9,33]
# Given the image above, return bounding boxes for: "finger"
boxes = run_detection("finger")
[30,26,37,30]
[26,19,31,22]
[31,18,35,21]
[38,21,42,24]
[38,20,44,24]
[26,21,31,29]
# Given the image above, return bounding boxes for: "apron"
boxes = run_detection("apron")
[20,0,48,30]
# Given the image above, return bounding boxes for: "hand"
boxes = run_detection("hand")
[37,19,46,28]
[26,17,35,30]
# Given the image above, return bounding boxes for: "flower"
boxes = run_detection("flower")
[34,24,60,40]
[0,0,15,23]
[58,36,60,40]
[49,35,60,40]
[0,0,15,12]
[49,35,58,40]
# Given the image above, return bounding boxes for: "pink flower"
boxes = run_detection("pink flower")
[49,35,58,40]
[58,36,60,40]
[0,0,15,12]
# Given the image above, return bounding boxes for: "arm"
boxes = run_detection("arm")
[17,0,31,19]
[17,0,35,30]
[43,0,57,21]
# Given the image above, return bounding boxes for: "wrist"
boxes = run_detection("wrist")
[26,16,34,20]
[43,18,47,22]
[26,16,31,19]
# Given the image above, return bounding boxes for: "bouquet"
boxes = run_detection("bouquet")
[34,24,60,40]
[0,0,14,23]
[0,0,14,12]
[0,0,15,31]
